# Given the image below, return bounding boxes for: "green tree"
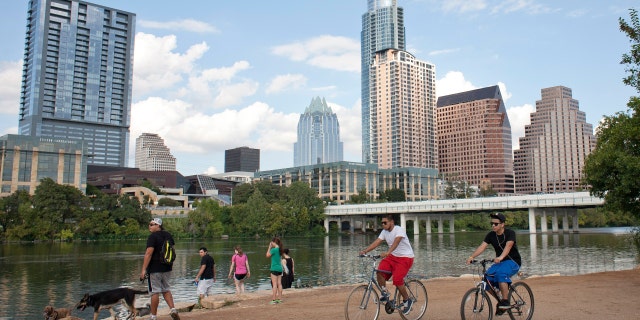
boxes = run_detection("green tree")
[379,188,406,202]
[0,190,31,233]
[349,188,371,204]
[583,9,640,216]
[32,178,90,239]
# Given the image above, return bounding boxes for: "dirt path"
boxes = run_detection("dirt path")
[153,268,640,320]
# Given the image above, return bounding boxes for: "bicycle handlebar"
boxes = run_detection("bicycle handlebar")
[359,253,381,259]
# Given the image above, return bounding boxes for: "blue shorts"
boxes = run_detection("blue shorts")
[485,260,520,284]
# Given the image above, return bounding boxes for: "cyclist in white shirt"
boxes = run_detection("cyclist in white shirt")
[360,214,415,315]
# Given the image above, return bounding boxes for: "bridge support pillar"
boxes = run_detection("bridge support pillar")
[324,218,329,233]
[572,209,579,233]
[540,210,548,233]
[437,216,444,234]
[562,210,570,232]
[426,216,431,234]
[449,216,455,233]
[528,208,537,233]
[551,209,559,233]
[349,217,354,234]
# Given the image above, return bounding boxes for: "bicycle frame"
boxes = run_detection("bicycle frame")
[361,254,405,311]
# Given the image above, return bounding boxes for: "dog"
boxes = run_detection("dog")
[43,305,71,320]
[76,287,148,320]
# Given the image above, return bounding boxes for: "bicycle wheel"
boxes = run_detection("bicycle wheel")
[460,287,493,320]
[507,282,534,320]
[399,279,428,320]
[345,284,380,320]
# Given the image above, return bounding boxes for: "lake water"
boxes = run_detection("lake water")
[0,228,637,319]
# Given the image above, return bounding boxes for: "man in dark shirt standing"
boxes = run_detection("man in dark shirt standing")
[466,212,522,314]
[194,247,215,305]
[140,218,180,320]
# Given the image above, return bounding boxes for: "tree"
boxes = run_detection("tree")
[379,188,406,202]
[583,9,640,216]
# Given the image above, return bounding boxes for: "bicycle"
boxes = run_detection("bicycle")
[460,259,534,320]
[345,254,428,320]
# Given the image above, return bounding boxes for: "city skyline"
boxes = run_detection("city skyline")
[0,0,637,175]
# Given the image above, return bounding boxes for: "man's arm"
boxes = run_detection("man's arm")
[140,247,154,280]
[194,263,206,283]
[382,236,403,257]
[360,238,384,255]
[466,242,489,264]
[495,241,514,263]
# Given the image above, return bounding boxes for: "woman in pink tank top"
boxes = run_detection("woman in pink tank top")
[228,245,250,294]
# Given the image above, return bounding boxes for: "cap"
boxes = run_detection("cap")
[150,217,163,226]
[490,212,506,222]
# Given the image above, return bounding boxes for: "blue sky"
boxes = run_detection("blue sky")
[0,0,637,176]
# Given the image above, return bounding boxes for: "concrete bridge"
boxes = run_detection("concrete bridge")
[324,192,604,234]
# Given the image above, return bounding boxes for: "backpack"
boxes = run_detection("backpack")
[160,235,176,265]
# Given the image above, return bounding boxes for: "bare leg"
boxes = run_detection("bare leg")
[270,274,278,300]
[376,272,387,291]
[234,278,240,294]
[499,282,509,301]
[150,293,160,316]
[163,291,176,309]
[397,284,409,301]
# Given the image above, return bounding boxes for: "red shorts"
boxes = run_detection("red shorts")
[378,255,414,286]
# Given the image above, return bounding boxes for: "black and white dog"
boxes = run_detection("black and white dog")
[76,287,148,320]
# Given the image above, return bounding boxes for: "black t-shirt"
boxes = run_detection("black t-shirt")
[199,254,215,280]
[483,228,522,266]
[146,230,174,273]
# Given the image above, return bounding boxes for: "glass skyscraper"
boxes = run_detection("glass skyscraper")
[361,0,405,163]
[18,0,135,166]
[293,97,344,166]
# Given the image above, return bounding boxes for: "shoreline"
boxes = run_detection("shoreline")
[142,266,640,320]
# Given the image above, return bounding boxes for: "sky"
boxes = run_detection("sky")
[0,0,638,176]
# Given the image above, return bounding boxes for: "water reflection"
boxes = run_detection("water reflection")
[0,229,637,319]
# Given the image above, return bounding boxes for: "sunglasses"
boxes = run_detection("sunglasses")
[381,221,389,225]
[149,223,158,226]
[491,222,502,226]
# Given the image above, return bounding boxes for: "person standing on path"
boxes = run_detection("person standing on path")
[466,212,522,315]
[266,237,283,304]
[194,247,215,305]
[140,218,181,320]
[228,245,250,295]
[281,248,295,290]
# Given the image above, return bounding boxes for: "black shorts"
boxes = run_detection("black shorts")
[234,273,247,281]
[270,271,282,276]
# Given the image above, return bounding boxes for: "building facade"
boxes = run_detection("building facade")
[256,161,439,205]
[294,97,344,166]
[224,147,260,173]
[135,133,176,171]
[18,0,135,166]
[0,134,88,195]
[361,0,406,164]
[437,86,515,194]
[370,49,438,169]
[514,86,596,194]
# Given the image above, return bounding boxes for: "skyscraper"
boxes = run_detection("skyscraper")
[135,133,176,171]
[514,86,596,194]
[293,97,344,166]
[361,0,406,164]
[370,49,437,169]
[437,86,515,194]
[18,0,135,166]
[225,147,260,173]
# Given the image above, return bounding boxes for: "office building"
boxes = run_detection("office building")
[370,49,438,169]
[437,86,515,194]
[135,133,176,171]
[361,0,406,164]
[514,86,596,194]
[225,147,260,172]
[293,97,344,166]
[0,134,88,195]
[18,0,135,166]
[256,161,439,204]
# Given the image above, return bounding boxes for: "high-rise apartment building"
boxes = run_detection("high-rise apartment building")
[18,0,135,166]
[225,147,260,173]
[514,86,596,194]
[361,0,406,164]
[293,97,344,166]
[437,86,514,194]
[370,49,438,169]
[135,133,176,171]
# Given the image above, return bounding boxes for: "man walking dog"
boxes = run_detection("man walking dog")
[140,218,180,320]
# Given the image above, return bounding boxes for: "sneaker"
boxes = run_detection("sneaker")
[269,300,278,304]
[498,299,510,309]
[275,299,282,303]
[170,308,181,320]
[402,299,413,315]
[379,291,389,304]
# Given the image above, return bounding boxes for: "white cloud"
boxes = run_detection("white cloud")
[139,19,219,33]
[212,81,260,108]
[266,74,307,94]
[271,35,360,72]
[497,82,512,102]
[133,32,209,96]
[329,100,362,162]
[490,0,555,15]
[506,104,534,150]
[204,166,220,175]
[429,48,461,56]
[442,0,487,13]
[436,71,477,97]
[0,60,22,115]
